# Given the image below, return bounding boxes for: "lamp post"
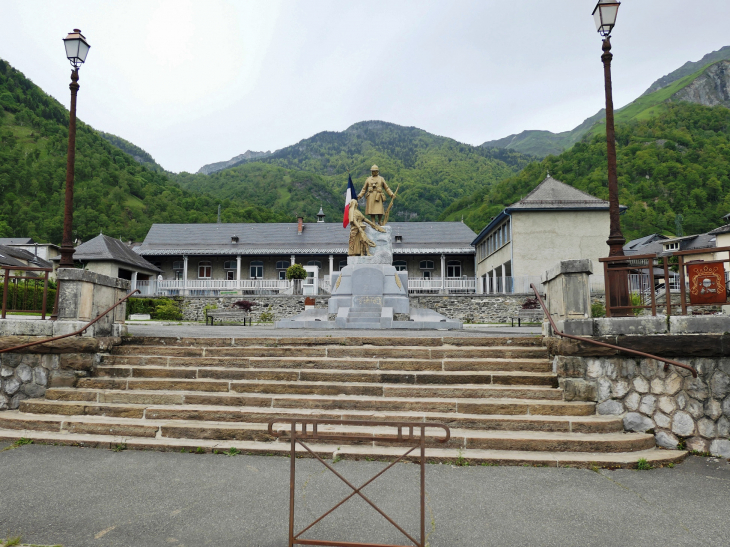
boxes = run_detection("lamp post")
[59,29,90,268]
[592,1,630,314]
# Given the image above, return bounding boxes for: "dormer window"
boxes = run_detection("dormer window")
[395,235,403,244]
[664,242,680,251]
[231,235,239,244]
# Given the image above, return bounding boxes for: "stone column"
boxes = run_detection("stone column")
[502,263,507,294]
[236,255,241,290]
[329,254,334,274]
[131,271,138,292]
[291,255,295,267]
[542,259,593,333]
[183,256,188,296]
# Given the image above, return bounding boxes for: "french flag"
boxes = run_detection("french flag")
[342,173,357,228]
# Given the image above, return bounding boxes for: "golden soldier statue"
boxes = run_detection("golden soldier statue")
[348,199,386,256]
[358,165,395,225]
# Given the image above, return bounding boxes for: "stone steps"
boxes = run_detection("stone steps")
[100,355,554,373]
[0,411,653,452]
[0,427,685,469]
[74,377,564,400]
[18,399,611,431]
[1,337,687,468]
[33,390,593,415]
[92,365,559,386]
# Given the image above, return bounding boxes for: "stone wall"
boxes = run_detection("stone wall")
[0,336,118,411]
[179,296,328,323]
[548,328,730,458]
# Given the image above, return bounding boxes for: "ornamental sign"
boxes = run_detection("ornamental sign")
[687,261,727,305]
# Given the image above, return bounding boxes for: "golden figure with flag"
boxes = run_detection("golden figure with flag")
[347,199,386,256]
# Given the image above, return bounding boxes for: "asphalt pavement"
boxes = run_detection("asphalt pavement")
[1,441,728,547]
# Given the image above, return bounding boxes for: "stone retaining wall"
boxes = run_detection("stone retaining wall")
[548,331,730,458]
[179,296,328,323]
[0,336,118,411]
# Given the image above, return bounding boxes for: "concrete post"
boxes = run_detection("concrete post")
[492,269,497,294]
[131,271,138,292]
[501,263,507,294]
[542,259,593,332]
[329,254,334,275]
[440,254,446,294]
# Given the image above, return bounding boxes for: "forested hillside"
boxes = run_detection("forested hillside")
[0,59,288,243]
[442,103,730,240]
[176,121,535,223]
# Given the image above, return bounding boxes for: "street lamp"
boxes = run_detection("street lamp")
[592,1,630,314]
[59,29,90,268]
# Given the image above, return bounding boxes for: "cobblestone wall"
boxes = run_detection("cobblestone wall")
[554,354,730,458]
[0,354,57,410]
[179,296,327,323]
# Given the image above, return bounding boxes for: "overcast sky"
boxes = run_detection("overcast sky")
[2,1,728,173]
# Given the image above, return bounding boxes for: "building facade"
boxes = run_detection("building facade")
[472,176,618,294]
[133,220,477,295]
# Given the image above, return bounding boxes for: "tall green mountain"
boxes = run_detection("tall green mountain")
[98,131,166,172]
[441,102,730,241]
[0,59,287,243]
[483,45,730,158]
[175,121,536,223]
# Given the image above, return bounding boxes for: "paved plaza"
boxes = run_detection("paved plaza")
[0,441,728,547]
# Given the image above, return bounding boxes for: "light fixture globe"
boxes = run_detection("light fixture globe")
[63,29,90,68]
[592,0,620,37]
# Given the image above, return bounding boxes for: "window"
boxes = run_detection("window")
[420,260,434,270]
[423,271,431,280]
[665,242,680,251]
[393,260,407,272]
[173,260,184,270]
[198,261,212,279]
[395,235,403,243]
[278,270,287,280]
[174,270,183,280]
[447,260,461,278]
[276,260,290,270]
[250,260,263,279]
[223,260,237,270]
[226,270,235,280]
[307,260,322,269]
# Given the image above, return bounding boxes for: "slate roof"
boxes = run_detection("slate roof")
[507,176,613,211]
[0,238,34,245]
[709,223,730,235]
[0,247,28,268]
[623,233,717,256]
[135,222,477,256]
[72,234,162,272]
[0,244,52,269]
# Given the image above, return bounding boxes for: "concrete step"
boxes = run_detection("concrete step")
[347,317,383,323]
[74,377,564,400]
[0,411,652,453]
[1,407,623,434]
[100,355,553,373]
[0,427,686,469]
[347,311,382,318]
[36,390,594,415]
[92,366,558,387]
[120,336,546,348]
[111,345,549,360]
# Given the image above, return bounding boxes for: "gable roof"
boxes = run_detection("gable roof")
[0,238,34,245]
[0,244,52,268]
[136,222,477,256]
[0,247,28,268]
[72,234,161,273]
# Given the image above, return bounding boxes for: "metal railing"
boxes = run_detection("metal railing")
[0,289,139,354]
[268,418,450,547]
[1,266,53,320]
[530,283,697,378]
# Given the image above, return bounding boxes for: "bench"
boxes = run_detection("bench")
[206,309,252,326]
[511,309,544,327]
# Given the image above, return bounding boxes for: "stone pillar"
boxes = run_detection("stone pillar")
[542,259,593,327]
[492,269,497,294]
[183,256,188,296]
[291,255,296,267]
[502,263,507,294]
[131,271,138,292]
[236,255,241,289]
[476,273,483,294]
[329,254,334,275]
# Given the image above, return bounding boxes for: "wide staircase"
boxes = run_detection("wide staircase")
[0,336,685,468]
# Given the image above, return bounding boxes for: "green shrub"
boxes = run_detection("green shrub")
[259,310,275,323]
[591,301,606,318]
[286,264,307,280]
[0,283,56,314]
[630,292,643,316]
[155,300,183,321]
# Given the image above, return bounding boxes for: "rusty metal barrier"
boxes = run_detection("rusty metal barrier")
[530,283,697,378]
[267,419,451,547]
[1,266,53,320]
[0,289,140,354]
